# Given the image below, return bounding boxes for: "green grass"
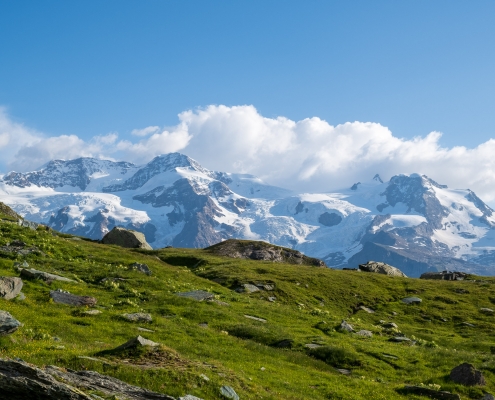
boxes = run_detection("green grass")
[0,218,494,399]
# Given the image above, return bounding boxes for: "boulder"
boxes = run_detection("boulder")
[220,385,239,400]
[121,313,152,323]
[128,262,152,276]
[114,335,160,351]
[402,297,422,305]
[50,290,97,307]
[0,358,175,399]
[19,268,75,283]
[0,277,23,300]
[0,311,21,335]
[450,363,485,386]
[101,227,152,250]
[236,284,260,293]
[356,330,373,338]
[420,271,467,280]
[338,320,354,332]
[358,261,407,277]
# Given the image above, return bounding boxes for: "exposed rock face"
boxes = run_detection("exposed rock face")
[50,290,97,307]
[101,227,153,250]
[420,271,468,280]
[0,277,23,300]
[0,311,21,335]
[207,239,326,267]
[358,261,407,277]
[450,363,486,386]
[0,358,175,399]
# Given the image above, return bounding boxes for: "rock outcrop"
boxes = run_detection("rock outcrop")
[450,363,486,386]
[0,277,23,300]
[420,271,468,280]
[101,226,153,250]
[0,311,21,335]
[207,239,326,267]
[50,290,97,307]
[358,261,407,277]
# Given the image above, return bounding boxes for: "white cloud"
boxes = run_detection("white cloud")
[2,104,495,205]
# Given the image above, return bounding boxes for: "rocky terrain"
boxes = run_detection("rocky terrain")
[2,153,495,277]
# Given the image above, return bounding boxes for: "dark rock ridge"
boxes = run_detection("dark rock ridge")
[207,239,326,267]
[0,358,175,399]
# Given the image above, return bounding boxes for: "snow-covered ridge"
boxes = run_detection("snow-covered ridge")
[1,154,495,277]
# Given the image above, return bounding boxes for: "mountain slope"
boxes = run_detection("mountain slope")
[1,153,495,276]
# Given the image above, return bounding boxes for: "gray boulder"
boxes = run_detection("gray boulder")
[0,311,21,335]
[128,262,152,276]
[356,330,373,338]
[114,335,160,351]
[176,290,214,301]
[50,290,97,307]
[121,313,152,323]
[0,277,23,300]
[101,227,152,250]
[450,363,485,386]
[358,261,407,277]
[338,320,354,332]
[402,297,422,304]
[220,385,239,400]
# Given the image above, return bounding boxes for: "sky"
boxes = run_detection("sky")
[1,1,495,201]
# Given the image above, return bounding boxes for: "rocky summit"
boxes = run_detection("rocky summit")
[2,153,495,276]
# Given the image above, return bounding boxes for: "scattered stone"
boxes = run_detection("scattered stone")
[220,385,239,400]
[114,336,160,351]
[200,374,210,381]
[121,313,152,323]
[0,277,23,300]
[272,339,293,348]
[260,367,266,371]
[176,290,214,301]
[128,262,152,276]
[0,243,41,256]
[357,305,375,313]
[20,268,75,283]
[209,299,230,306]
[382,322,398,329]
[137,327,155,333]
[179,396,204,400]
[389,336,411,343]
[402,385,461,399]
[254,282,275,291]
[198,323,208,328]
[268,296,276,302]
[356,330,373,338]
[0,358,175,399]
[461,322,475,327]
[101,226,153,250]
[358,261,407,277]
[420,271,467,281]
[305,343,322,349]
[0,310,21,335]
[336,368,351,375]
[450,363,486,386]
[50,290,97,307]
[391,311,398,316]
[83,310,102,315]
[338,320,354,332]
[244,315,267,323]
[236,283,260,293]
[382,353,398,360]
[481,308,494,314]
[16,292,26,301]
[402,297,422,304]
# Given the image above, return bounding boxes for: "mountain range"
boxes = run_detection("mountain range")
[1,152,495,277]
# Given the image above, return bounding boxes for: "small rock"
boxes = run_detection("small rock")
[198,323,208,328]
[83,310,102,315]
[121,313,152,323]
[382,353,398,360]
[16,292,26,301]
[101,227,152,250]
[179,396,204,400]
[358,261,407,277]
[336,368,351,375]
[0,277,23,300]
[50,291,97,307]
[220,385,239,400]
[176,290,214,301]
[461,322,475,327]
[480,393,495,400]
[114,335,160,351]
[268,296,276,302]
[209,299,230,306]
[450,363,485,386]
[137,327,155,333]
[272,339,293,348]
[244,315,266,323]
[356,330,373,338]
[391,311,398,316]
[200,374,210,381]
[128,262,152,276]
[0,310,21,335]
[305,343,322,349]
[389,336,411,343]
[236,284,260,293]
[402,297,422,304]
[260,367,265,371]
[338,320,354,332]
[481,308,494,314]
[357,305,375,313]
[382,322,398,329]
[20,268,75,283]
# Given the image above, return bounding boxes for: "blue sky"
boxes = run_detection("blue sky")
[1,1,495,200]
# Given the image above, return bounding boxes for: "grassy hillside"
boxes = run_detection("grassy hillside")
[0,214,495,399]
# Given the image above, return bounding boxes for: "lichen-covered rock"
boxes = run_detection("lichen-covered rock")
[450,363,485,386]
[0,311,21,335]
[101,227,152,250]
[0,277,23,300]
[50,290,97,307]
[358,261,407,277]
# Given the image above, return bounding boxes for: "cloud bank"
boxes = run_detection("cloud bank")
[2,104,495,204]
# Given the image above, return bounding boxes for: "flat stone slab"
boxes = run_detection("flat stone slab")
[236,283,260,293]
[176,290,214,301]
[244,314,267,323]
[20,268,75,283]
[305,343,322,349]
[50,290,97,307]
[402,385,461,399]
[137,327,155,333]
[402,297,422,304]
[121,313,152,323]
[389,336,412,343]
[357,305,375,313]
[115,335,160,351]
[220,385,239,400]
[0,310,21,335]
[0,277,23,300]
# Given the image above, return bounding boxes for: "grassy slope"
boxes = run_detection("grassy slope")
[0,216,494,399]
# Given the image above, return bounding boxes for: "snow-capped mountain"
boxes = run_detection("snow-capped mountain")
[1,153,495,277]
